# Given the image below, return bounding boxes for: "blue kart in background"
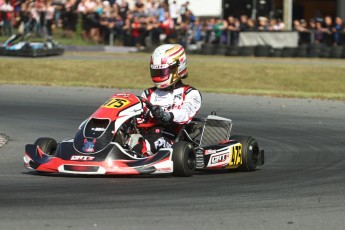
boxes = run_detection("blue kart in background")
[0,34,64,57]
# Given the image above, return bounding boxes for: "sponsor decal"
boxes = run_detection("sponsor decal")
[102,98,130,109]
[210,153,229,165]
[114,93,131,97]
[207,151,231,167]
[204,149,217,155]
[156,167,172,172]
[154,137,172,149]
[229,144,242,166]
[70,155,96,161]
[174,93,182,100]
[91,127,106,132]
[82,139,96,153]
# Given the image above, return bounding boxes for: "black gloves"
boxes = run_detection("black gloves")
[151,105,174,123]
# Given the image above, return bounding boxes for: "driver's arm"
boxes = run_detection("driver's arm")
[170,89,202,124]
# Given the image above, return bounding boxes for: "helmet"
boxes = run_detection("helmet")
[150,44,187,89]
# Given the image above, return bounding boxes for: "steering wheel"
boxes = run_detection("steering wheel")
[137,96,160,128]
[138,96,154,112]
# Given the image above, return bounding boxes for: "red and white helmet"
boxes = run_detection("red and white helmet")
[150,44,187,89]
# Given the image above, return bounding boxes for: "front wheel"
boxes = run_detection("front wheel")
[34,137,57,156]
[172,141,196,177]
[231,135,260,172]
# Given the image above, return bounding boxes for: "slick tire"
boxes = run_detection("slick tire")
[230,135,259,172]
[172,141,196,177]
[34,137,57,156]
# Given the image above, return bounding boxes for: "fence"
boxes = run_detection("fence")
[180,30,345,59]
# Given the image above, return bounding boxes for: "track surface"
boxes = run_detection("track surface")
[0,85,344,230]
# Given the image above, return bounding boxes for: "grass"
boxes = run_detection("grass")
[1,53,345,100]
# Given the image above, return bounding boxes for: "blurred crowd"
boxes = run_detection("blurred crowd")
[293,16,345,46]
[1,0,345,47]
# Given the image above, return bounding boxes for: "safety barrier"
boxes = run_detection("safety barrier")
[191,43,345,59]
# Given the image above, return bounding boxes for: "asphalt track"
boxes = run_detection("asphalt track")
[0,85,344,230]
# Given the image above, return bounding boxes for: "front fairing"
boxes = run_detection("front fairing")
[73,93,144,154]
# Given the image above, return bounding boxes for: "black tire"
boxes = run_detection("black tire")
[230,135,259,172]
[239,46,255,56]
[295,45,308,57]
[308,44,324,57]
[34,137,57,156]
[255,45,272,57]
[225,46,239,56]
[215,45,227,56]
[172,141,196,177]
[282,47,296,57]
[319,46,331,58]
[270,49,283,57]
[329,46,344,59]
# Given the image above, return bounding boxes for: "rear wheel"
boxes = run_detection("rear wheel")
[172,141,196,177]
[34,137,57,156]
[231,135,259,171]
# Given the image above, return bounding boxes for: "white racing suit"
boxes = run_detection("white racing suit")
[133,81,202,155]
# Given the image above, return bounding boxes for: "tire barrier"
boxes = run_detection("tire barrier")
[189,44,345,59]
[254,45,272,57]
[225,46,240,56]
[282,47,297,57]
[239,46,255,56]
[319,46,331,58]
[308,44,324,58]
[270,49,283,57]
[295,44,308,58]
[329,46,344,58]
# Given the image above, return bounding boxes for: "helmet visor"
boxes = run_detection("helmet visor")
[150,68,171,83]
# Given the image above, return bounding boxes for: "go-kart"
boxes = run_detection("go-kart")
[23,93,264,177]
[0,34,64,57]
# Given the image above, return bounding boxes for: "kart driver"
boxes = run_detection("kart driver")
[132,44,202,156]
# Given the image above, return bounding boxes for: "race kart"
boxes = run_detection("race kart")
[24,93,264,177]
[0,34,64,57]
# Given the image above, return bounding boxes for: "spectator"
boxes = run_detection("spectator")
[239,15,249,31]
[118,0,128,23]
[257,17,269,31]
[269,18,285,31]
[246,18,257,31]
[180,0,188,22]
[295,19,311,44]
[30,1,40,36]
[227,16,239,45]
[145,0,158,16]
[157,2,167,22]
[133,0,145,17]
[0,0,14,36]
[323,16,333,46]
[190,17,203,45]
[314,20,326,44]
[45,0,55,37]
[146,15,160,46]
[131,15,141,47]
[52,0,64,28]
[333,16,345,46]
[308,18,316,31]
[18,1,30,34]
[62,0,78,38]
[160,11,174,42]
[169,0,179,26]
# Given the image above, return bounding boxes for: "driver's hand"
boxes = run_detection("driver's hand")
[152,105,174,123]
